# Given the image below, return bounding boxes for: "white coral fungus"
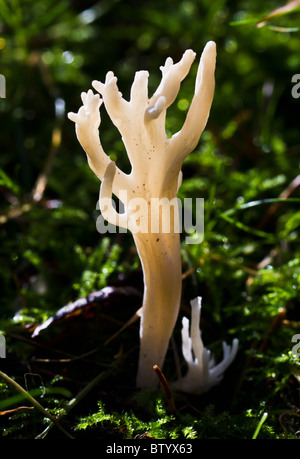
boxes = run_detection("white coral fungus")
[174,297,238,395]
[68,43,216,389]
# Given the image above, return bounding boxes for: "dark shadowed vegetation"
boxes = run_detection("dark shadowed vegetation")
[0,0,300,440]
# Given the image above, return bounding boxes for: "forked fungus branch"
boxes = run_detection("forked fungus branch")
[69,41,238,392]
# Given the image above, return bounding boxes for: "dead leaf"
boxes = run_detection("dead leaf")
[30,285,142,338]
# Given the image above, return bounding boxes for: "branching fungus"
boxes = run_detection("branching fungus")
[68,42,222,390]
[173,297,239,395]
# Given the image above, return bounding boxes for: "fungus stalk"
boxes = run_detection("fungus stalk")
[68,42,216,389]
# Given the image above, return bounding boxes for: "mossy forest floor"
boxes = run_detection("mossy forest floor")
[1,0,300,441]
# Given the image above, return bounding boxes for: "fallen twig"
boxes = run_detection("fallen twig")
[153,364,176,414]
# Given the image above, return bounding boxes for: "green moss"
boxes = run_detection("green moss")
[1,0,300,440]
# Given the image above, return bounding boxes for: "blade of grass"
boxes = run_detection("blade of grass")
[219,212,275,240]
[0,370,74,439]
[218,197,300,240]
[224,198,300,216]
[36,349,126,439]
[252,412,268,439]
[0,386,71,411]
